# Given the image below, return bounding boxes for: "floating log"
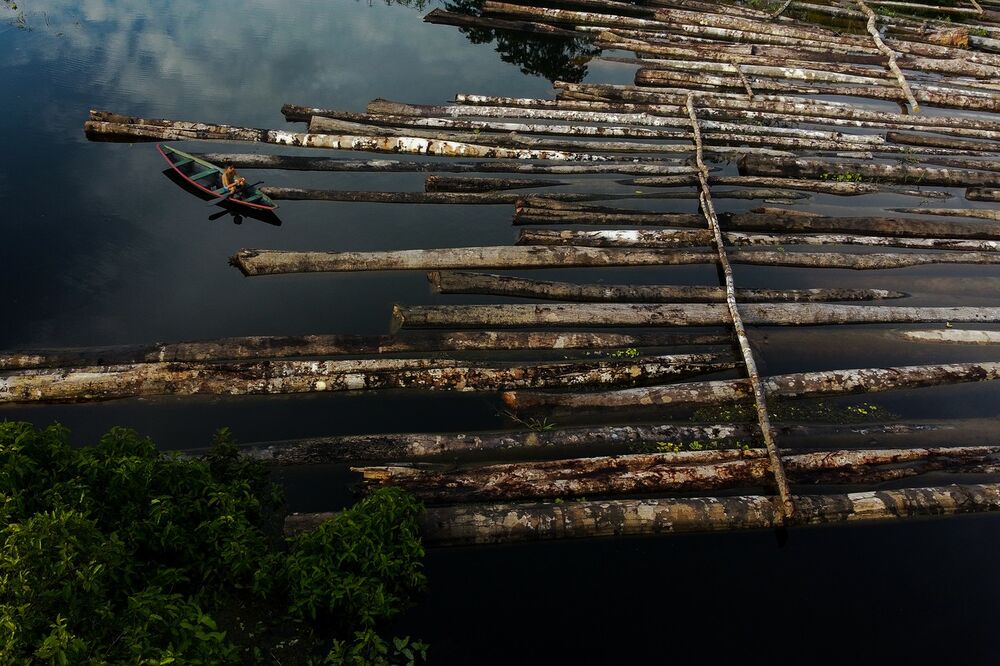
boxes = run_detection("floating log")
[517,228,1000,252]
[0,331,720,372]
[887,131,1000,153]
[194,152,698,176]
[239,422,939,464]
[514,201,1000,240]
[423,7,583,38]
[0,353,735,405]
[425,176,565,192]
[455,92,1000,137]
[897,330,1000,345]
[738,154,1000,187]
[83,111,612,162]
[888,208,1000,222]
[259,186,805,204]
[625,174,949,198]
[967,188,1000,201]
[392,303,1000,330]
[232,246,1000,276]
[502,361,1000,413]
[399,483,1000,546]
[427,271,905,302]
[356,446,1000,502]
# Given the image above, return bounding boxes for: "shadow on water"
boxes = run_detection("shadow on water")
[161,168,283,227]
[443,0,600,82]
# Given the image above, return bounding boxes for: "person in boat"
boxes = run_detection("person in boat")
[221,164,247,198]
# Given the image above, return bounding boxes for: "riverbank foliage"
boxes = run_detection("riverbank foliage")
[0,422,427,665]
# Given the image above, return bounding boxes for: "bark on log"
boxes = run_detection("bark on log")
[897,330,1000,344]
[258,186,804,205]
[423,7,583,38]
[239,422,939,464]
[517,228,1000,252]
[286,483,1000,545]
[0,331,718,372]
[888,207,1000,221]
[502,361,1000,413]
[427,271,905,302]
[967,188,1000,201]
[625,174,949,198]
[232,247,1000,276]
[0,354,735,404]
[356,446,1000,502]
[194,152,698,176]
[454,92,1000,137]
[425,176,565,192]
[738,154,1000,187]
[392,303,1000,330]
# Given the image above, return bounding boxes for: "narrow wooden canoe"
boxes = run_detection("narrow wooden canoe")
[156,144,277,211]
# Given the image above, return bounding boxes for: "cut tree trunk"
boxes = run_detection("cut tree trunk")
[285,483,1000,545]
[0,353,735,404]
[427,271,906,302]
[391,303,1000,330]
[501,361,1000,413]
[738,154,1000,187]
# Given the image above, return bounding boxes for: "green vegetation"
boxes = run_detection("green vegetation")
[607,347,640,359]
[0,422,427,665]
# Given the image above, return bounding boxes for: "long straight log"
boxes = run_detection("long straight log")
[423,7,584,38]
[380,483,1000,546]
[517,228,1000,252]
[0,331,720,372]
[392,303,1000,330]
[888,208,1000,221]
[300,104,886,147]
[356,446,1000,502]
[241,422,940,464]
[624,174,948,197]
[427,271,905,302]
[258,186,805,204]
[0,354,734,404]
[425,176,565,192]
[454,92,1000,136]
[232,247,1000,276]
[501,361,1000,412]
[738,154,1000,187]
[898,330,1000,344]
[84,112,611,162]
[194,152,698,176]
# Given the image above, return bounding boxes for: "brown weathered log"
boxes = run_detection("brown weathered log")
[887,207,1000,221]
[738,154,1000,187]
[427,271,905,302]
[356,446,1000,502]
[392,303,1000,330]
[423,7,584,38]
[0,353,735,404]
[239,422,944,464]
[259,186,804,204]
[502,361,1000,413]
[888,131,1000,153]
[233,246,1000,276]
[897,330,1000,345]
[456,92,1000,137]
[195,152,698,175]
[625,174,949,198]
[0,331,720,372]
[967,187,1000,201]
[286,483,1000,544]
[83,111,610,162]
[517,228,1000,252]
[425,176,566,192]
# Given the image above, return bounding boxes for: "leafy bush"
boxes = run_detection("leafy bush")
[0,422,427,665]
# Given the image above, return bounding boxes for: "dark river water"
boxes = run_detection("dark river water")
[3,1,1000,662]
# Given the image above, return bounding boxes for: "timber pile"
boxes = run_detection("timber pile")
[65,0,1000,543]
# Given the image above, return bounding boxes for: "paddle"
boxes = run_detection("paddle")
[207,181,263,206]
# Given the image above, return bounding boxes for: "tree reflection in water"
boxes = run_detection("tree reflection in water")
[443,0,600,82]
